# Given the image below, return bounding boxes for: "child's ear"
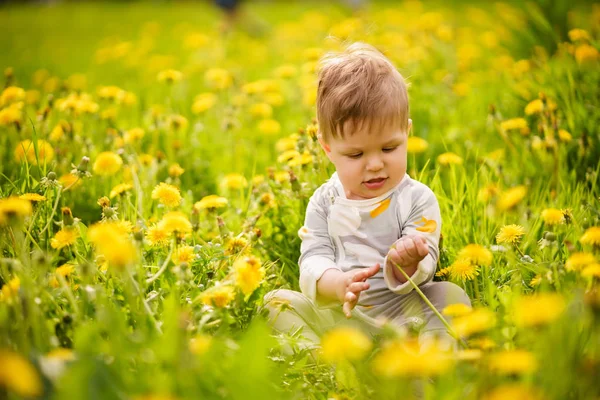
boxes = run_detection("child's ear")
[317,134,332,158]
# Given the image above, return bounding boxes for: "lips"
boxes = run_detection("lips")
[365,177,386,183]
[363,177,387,190]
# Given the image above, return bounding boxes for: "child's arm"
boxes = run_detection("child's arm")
[383,184,442,294]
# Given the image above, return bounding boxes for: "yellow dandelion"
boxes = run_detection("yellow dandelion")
[274,171,290,183]
[14,139,54,165]
[582,263,600,279]
[530,275,542,286]
[513,293,566,328]
[257,118,281,135]
[146,224,170,247]
[0,197,33,225]
[442,303,473,318]
[252,175,266,186]
[158,211,192,236]
[87,222,138,269]
[277,150,300,164]
[558,129,572,142]
[452,308,496,337]
[437,152,463,166]
[204,68,233,90]
[249,103,273,119]
[172,245,195,265]
[541,208,565,225]
[435,267,450,278]
[0,86,25,106]
[568,28,590,42]
[192,92,217,114]
[157,69,183,83]
[482,384,545,400]
[167,114,188,132]
[275,137,298,153]
[449,259,479,281]
[151,183,181,208]
[0,104,22,126]
[168,163,185,178]
[224,236,250,255]
[109,183,133,198]
[477,184,500,203]
[50,228,79,250]
[287,152,313,167]
[457,244,493,267]
[565,252,596,271]
[233,255,265,296]
[189,334,212,356]
[0,277,20,302]
[56,264,75,277]
[500,118,528,131]
[372,338,453,377]
[194,195,228,210]
[575,44,599,65]
[525,99,544,115]
[0,350,43,397]
[200,284,235,308]
[487,350,538,375]
[19,193,46,202]
[123,127,145,144]
[259,192,276,209]
[496,224,526,244]
[93,152,123,176]
[320,326,372,364]
[468,337,497,350]
[581,226,600,246]
[496,185,527,211]
[220,174,248,190]
[407,137,429,154]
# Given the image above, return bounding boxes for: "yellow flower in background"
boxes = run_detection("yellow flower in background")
[582,263,600,279]
[540,208,564,225]
[320,326,372,364]
[575,44,599,65]
[59,173,82,190]
[0,104,23,126]
[167,114,188,132]
[110,183,133,198]
[0,86,25,106]
[442,303,473,317]
[372,338,453,377]
[204,68,233,90]
[449,259,479,281]
[525,99,544,115]
[457,244,493,267]
[258,118,281,135]
[581,227,600,246]
[158,211,192,236]
[233,255,265,296]
[407,137,429,154]
[513,293,566,327]
[93,152,122,176]
[277,150,299,164]
[259,192,276,209]
[275,136,298,153]
[469,337,497,350]
[50,228,79,249]
[568,28,590,42]
[482,384,545,400]
[0,349,43,397]
[168,163,185,178]
[487,350,538,375]
[558,129,572,142]
[0,277,20,302]
[88,222,138,269]
[146,224,170,247]
[496,185,527,211]
[437,152,463,166]
[189,334,212,356]
[192,92,217,114]
[0,197,33,225]
[415,216,437,233]
[124,127,145,144]
[19,193,46,202]
[200,284,235,308]
[195,195,228,210]
[477,184,500,203]
[56,264,75,278]
[496,224,526,244]
[172,245,195,265]
[273,64,298,79]
[452,308,496,337]
[157,69,183,83]
[184,32,209,49]
[500,118,527,132]
[98,85,126,101]
[14,139,54,165]
[151,183,181,207]
[220,173,248,190]
[249,102,273,119]
[225,236,250,255]
[565,252,596,272]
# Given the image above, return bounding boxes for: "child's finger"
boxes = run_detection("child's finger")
[416,238,429,257]
[345,291,357,304]
[343,301,352,318]
[404,237,419,259]
[348,281,369,294]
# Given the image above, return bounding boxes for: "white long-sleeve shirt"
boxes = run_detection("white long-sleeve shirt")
[298,172,442,310]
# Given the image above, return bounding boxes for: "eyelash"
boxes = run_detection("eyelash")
[347,147,397,159]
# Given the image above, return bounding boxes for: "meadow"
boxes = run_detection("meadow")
[0,1,599,399]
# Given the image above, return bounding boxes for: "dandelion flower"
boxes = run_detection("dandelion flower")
[158,211,192,235]
[452,308,496,337]
[581,227,600,246]
[109,183,133,198]
[146,224,170,247]
[0,197,33,225]
[524,99,544,115]
[249,103,273,119]
[568,28,590,42]
[192,93,217,114]
[406,137,429,154]
[496,185,527,211]
[582,263,600,279]
[204,68,232,90]
[87,222,138,269]
[496,224,526,244]
[93,152,122,176]
[575,44,599,65]
[0,277,20,302]
[225,236,250,255]
[457,244,493,267]
[168,163,185,178]
[320,326,372,364]
[513,293,566,327]
[172,245,195,265]
[0,104,22,126]
[437,152,463,166]
[372,338,453,377]
[500,118,527,131]
[541,208,564,225]
[0,86,25,106]
[220,174,248,190]
[442,303,473,317]
[558,129,572,142]
[19,193,46,202]
[200,284,235,308]
[482,384,544,400]
[189,334,212,356]
[449,259,479,281]
[50,228,79,249]
[487,350,538,375]
[14,139,54,165]
[258,119,281,135]
[0,350,43,397]
[157,69,183,83]
[194,195,228,210]
[477,184,499,203]
[151,183,181,207]
[233,255,265,296]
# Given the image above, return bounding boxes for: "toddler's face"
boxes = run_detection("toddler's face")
[320,120,410,200]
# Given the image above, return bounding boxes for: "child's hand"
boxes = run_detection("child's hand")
[386,235,429,282]
[336,263,380,318]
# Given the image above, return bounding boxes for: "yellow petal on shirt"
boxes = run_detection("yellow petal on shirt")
[416,216,437,233]
[370,198,391,218]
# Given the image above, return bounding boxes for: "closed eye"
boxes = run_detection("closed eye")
[383,147,398,153]
[346,153,362,159]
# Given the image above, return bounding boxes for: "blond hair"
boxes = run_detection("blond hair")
[316,42,409,142]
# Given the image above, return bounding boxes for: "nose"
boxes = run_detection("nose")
[366,154,384,171]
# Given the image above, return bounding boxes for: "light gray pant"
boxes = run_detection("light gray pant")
[263,281,471,351]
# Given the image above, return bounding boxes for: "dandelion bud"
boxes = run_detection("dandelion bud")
[544,231,557,241]
[102,207,115,218]
[97,196,110,208]
[194,244,202,252]
[61,207,74,226]
[520,255,534,263]
[77,156,90,172]
[47,171,57,181]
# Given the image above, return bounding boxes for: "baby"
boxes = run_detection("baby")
[264,42,470,351]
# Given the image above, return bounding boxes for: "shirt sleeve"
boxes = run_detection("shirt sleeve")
[383,183,442,295]
[298,185,340,307]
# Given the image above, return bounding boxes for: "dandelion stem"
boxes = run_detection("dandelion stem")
[38,187,62,238]
[57,274,80,317]
[128,270,162,334]
[146,240,175,284]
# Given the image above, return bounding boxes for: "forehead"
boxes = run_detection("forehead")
[332,118,404,147]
